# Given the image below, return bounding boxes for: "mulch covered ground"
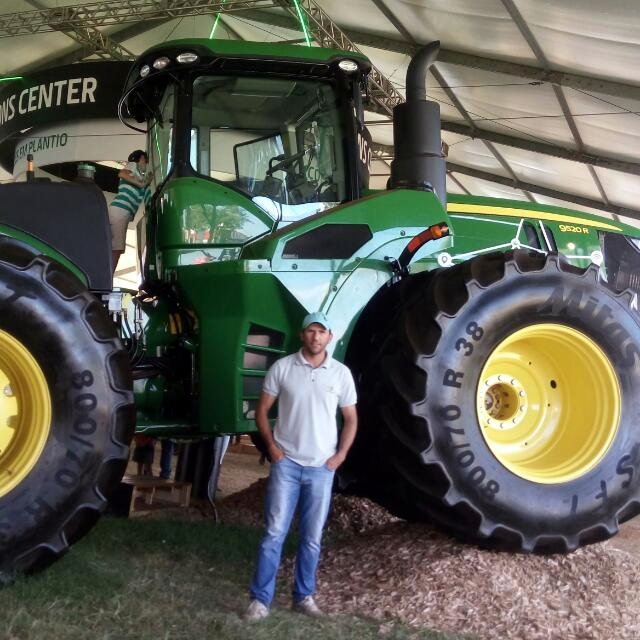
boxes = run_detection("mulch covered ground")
[219,479,640,640]
[318,523,640,640]
[218,478,397,534]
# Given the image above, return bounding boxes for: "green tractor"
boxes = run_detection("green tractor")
[2,37,640,581]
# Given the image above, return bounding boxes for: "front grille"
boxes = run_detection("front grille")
[240,323,286,421]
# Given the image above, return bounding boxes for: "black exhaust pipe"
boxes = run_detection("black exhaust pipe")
[389,41,446,207]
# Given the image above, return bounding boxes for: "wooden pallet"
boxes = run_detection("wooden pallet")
[110,475,192,516]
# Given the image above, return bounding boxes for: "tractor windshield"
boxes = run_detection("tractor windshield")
[190,75,347,224]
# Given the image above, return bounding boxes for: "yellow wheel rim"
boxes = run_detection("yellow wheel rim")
[476,324,620,484]
[0,329,51,497]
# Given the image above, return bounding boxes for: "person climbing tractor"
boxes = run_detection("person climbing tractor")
[109,149,151,273]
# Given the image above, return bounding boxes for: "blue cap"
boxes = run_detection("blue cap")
[301,312,332,332]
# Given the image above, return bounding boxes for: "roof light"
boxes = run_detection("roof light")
[177,52,199,64]
[140,65,150,78]
[153,57,170,70]
[338,59,359,72]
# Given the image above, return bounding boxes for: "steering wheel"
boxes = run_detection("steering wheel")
[267,150,305,177]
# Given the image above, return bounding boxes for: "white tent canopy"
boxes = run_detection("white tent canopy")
[1,0,639,225]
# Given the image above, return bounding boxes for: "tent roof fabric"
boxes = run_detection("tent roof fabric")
[1,0,639,223]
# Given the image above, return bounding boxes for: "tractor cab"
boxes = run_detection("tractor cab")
[120,40,372,273]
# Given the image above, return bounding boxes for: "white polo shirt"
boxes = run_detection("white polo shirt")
[263,350,357,467]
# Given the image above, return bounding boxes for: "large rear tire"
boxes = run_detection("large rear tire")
[0,238,134,581]
[358,250,640,552]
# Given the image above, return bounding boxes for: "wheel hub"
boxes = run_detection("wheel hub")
[476,323,620,484]
[479,375,527,430]
[0,330,51,498]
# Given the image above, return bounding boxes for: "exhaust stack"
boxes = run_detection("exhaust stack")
[389,41,446,207]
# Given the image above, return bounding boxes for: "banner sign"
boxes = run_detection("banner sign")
[14,132,69,165]
[0,78,99,127]
[11,120,145,177]
[0,61,131,173]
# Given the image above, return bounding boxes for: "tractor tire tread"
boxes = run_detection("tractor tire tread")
[0,238,134,579]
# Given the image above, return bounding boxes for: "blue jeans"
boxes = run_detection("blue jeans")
[160,440,173,479]
[249,456,335,607]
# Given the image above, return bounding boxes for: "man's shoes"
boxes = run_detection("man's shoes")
[244,599,269,621]
[293,596,324,618]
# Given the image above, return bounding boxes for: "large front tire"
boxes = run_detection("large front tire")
[362,251,640,552]
[0,238,134,581]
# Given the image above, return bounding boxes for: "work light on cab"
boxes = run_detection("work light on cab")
[338,59,359,72]
[153,57,170,70]
[177,52,199,64]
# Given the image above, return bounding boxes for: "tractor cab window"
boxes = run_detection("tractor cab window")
[191,75,347,225]
[148,83,176,189]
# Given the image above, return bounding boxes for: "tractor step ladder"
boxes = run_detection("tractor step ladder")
[110,475,192,516]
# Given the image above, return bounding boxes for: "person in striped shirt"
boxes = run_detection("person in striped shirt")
[109,149,151,273]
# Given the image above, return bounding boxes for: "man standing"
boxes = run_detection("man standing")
[245,312,358,620]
